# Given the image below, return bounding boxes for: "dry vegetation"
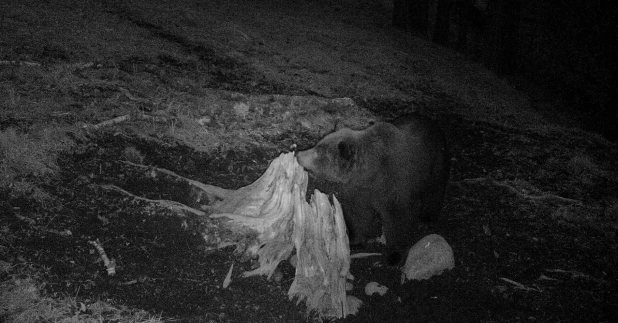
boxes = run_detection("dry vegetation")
[0,276,162,323]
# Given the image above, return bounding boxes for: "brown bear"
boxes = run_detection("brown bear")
[296,114,449,264]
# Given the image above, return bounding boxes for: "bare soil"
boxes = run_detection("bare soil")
[1,1,617,322]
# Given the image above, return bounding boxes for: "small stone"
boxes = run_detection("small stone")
[345,281,354,291]
[365,281,388,296]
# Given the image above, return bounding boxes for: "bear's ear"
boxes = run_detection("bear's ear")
[338,140,355,160]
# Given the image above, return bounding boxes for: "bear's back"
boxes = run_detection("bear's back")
[392,114,446,147]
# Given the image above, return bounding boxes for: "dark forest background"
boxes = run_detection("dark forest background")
[393,0,617,141]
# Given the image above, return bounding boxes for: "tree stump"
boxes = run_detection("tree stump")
[200,152,357,318]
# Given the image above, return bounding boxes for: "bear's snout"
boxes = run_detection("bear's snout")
[296,149,317,170]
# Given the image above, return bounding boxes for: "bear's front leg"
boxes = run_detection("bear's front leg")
[340,197,376,246]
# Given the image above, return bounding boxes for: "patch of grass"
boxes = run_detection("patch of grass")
[0,127,75,191]
[566,154,607,186]
[123,146,145,164]
[0,128,57,184]
[0,276,163,323]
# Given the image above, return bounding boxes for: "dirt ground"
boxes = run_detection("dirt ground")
[1,0,617,322]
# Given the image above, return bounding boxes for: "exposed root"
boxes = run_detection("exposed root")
[120,160,232,204]
[100,184,206,216]
[463,177,582,205]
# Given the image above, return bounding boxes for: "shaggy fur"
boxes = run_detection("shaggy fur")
[296,114,449,263]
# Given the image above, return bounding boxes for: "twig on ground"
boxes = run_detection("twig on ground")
[463,177,581,205]
[100,184,205,216]
[500,277,542,292]
[50,111,74,117]
[84,110,177,130]
[89,239,116,275]
[87,114,131,130]
[223,263,234,289]
[350,253,382,259]
[0,60,41,66]
[545,269,607,284]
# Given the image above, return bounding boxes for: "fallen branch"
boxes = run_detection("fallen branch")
[464,177,581,205]
[89,239,116,276]
[223,263,234,288]
[500,277,525,288]
[84,111,178,130]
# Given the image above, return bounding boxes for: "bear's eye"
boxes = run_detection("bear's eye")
[338,141,354,160]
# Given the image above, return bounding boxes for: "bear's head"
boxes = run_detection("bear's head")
[296,128,362,184]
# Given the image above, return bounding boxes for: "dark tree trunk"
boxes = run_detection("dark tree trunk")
[433,0,454,45]
[409,0,429,35]
[393,0,411,29]
[456,0,475,51]
[604,93,618,142]
[497,0,521,74]
[485,0,522,74]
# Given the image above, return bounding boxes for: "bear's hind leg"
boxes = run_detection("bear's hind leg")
[419,180,447,222]
[376,199,421,265]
